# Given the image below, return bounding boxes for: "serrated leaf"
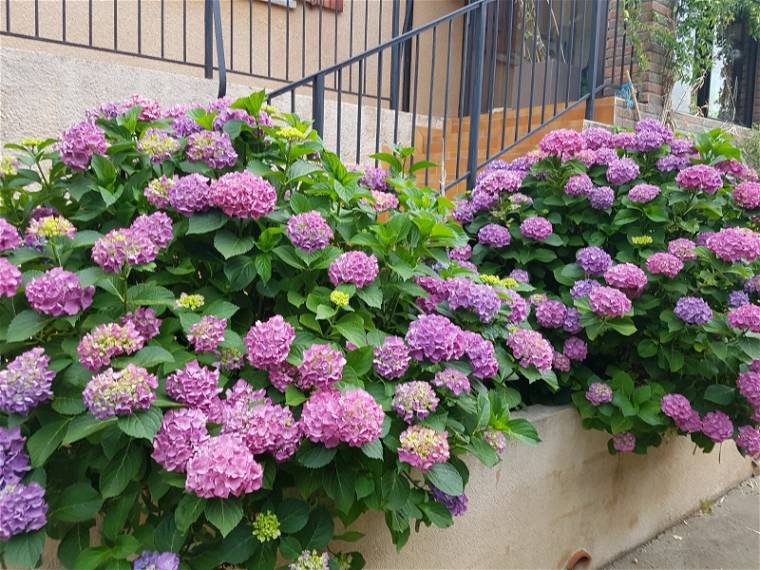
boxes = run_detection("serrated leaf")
[205,499,243,538]
[424,463,463,496]
[296,443,337,469]
[187,211,227,234]
[6,310,48,342]
[214,230,256,259]
[276,498,310,534]
[117,407,162,440]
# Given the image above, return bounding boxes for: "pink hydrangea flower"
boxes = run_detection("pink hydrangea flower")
[77,321,145,370]
[185,434,263,498]
[392,381,439,423]
[0,348,55,415]
[564,173,593,197]
[728,304,760,333]
[339,389,385,447]
[535,300,567,329]
[57,121,107,170]
[209,171,277,219]
[186,131,237,169]
[612,432,636,452]
[627,183,661,203]
[25,268,94,316]
[0,219,20,251]
[732,181,760,209]
[92,228,158,272]
[130,212,174,249]
[645,252,683,278]
[165,361,221,410]
[735,426,760,457]
[168,173,210,216]
[737,370,760,407]
[300,389,343,448]
[705,227,760,263]
[121,307,162,341]
[431,368,471,396]
[0,258,21,297]
[286,210,333,252]
[187,316,227,353]
[83,365,157,419]
[606,157,640,185]
[461,331,499,379]
[373,336,411,379]
[245,315,296,369]
[604,263,647,293]
[506,329,553,372]
[701,411,733,443]
[586,382,613,405]
[519,216,553,241]
[405,314,466,363]
[676,164,723,194]
[553,351,571,372]
[588,286,632,317]
[144,175,176,209]
[668,238,697,261]
[563,336,587,361]
[297,344,346,390]
[538,128,585,158]
[478,224,511,247]
[328,251,379,288]
[398,425,450,471]
[151,408,209,472]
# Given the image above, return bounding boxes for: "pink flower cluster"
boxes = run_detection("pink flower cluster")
[705,227,760,263]
[209,171,277,219]
[297,344,346,391]
[728,304,760,332]
[328,251,379,288]
[373,336,411,379]
[246,315,296,369]
[0,218,20,251]
[187,315,227,353]
[77,321,145,370]
[478,224,511,247]
[588,286,632,317]
[398,425,449,471]
[676,164,723,194]
[431,368,471,396]
[168,173,210,215]
[83,364,158,419]
[506,328,553,372]
[732,181,760,209]
[0,258,21,297]
[604,263,647,295]
[645,252,683,278]
[57,121,107,171]
[301,388,384,448]
[25,268,94,316]
[186,131,237,169]
[392,381,439,422]
[286,210,333,252]
[405,314,466,363]
[185,434,263,498]
[519,216,553,241]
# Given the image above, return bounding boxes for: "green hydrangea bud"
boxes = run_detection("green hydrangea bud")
[252,511,281,542]
[330,290,350,307]
[176,293,205,311]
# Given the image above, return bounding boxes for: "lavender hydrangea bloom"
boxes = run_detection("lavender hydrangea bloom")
[168,173,210,215]
[223,397,302,461]
[563,337,588,361]
[606,157,640,185]
[503,290,528,324]
[92,228,158,272]
[646,252,683,278]
[25,268,94,316]
[581,127,614,150]
[478,224,511,247]
[166,361,221,409]
[328,251,379,288]
[133,551,180,570]
[656,154,689,172]
[674,296,712,325]
[728,290,750,307]
[0,426,30,487]
[212,107,256,130]
[570,279,601,299]
[604,263,647,293]
[612,432,636,452]
[143,175,176,209]
[0,218,21,251]
[509,269,530,283]
[520,216,553,241]
[430,485,468,516]
[129,212,173,248]
[358,166,389,192]
[121,307,162,341]
[443,278,501,323]
[286,210,333,252]
[84,365,158,419]
[705,227,760,263]
[565,173,593,197]
[300,389,342,448]
[633,118,672,151]
[627,183,661,204]
[339,389,384,447]
[701,411,733,443]
[185,434,263,498]
[586,382,613,405]
[0,482,48,540]
[57,121,107,170]
[668,238,697,261]
[675,164,723,194]
[535,300,567,329]
[538,129,585,157]
[449,245,472,262]
[484,430,507,453]
[588,185,615,209]
[405,314,465,363]
[188,316,227,353]
[246,315,296,369]
[576,246,612,276]
[453,199,475,223]
[297,344,346,391]
[660,394,694,422]
[373,336,411,379]
[728,304,760,333]
[210,171,277,219]
[0,258,21,298]
[151,408,209,473]
[737,370,760,407]
[733,181,760,209]
[431,368,471,396]
[735,426,760,457]
[186,131,237,169]
[461,331,499,379]
[398,425,449,471]
[563,307,582,334]
[588,286,632,317]
[506,329,553,372]
[392,381,439,423]
[77,321,144,370]
[612,132,637,151]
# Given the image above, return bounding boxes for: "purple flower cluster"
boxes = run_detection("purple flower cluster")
[668,238,697,261]
[373,336,411,379]
[92,228,157,272]
[223,394,302,461]
[144,175,177,209]
[168,173,210,215]
[588,185,615,209]
[728,304,760,333]
[612,432,636,453]
[462,331,499,379]
[538,128,585,158]
[674,296,713,325]
[405,314,465,363]
[503,290,528,324]
[484,429,507,453]
[449,245,472,262]
[1,427,29,487]
[586,382,613,405]
[634,118,672,152]
[328,251,379,288]
[0,258,21,297]
[728,290,750,307]
[443,278,502,323]
[588,286,632,317]
[137,128,181,163]
[565,173,593,197]
[645,252,683,278]
[133,551,180,570]
[152,408,210,472]
[676,164,723,194]
[166,361,221,412]
[398,425,450,471]
[570,279,600,299]
[660,394,701,433]
[121,307,162,340]
[287,210,333,252]
[606,157,640,185]
[25,268,94,316]
[705,227,760,263]
[581,127,613,149]
[535,299,567,329]
[656,154,689,172]
[737,370,760,407]
[187,315,227,353]
[506,329,553,372]
[392,381,439,422]
[576,246,612,276]
[701,411,733,443]
[604,263,647,294]
[57,120,107,170]
[185,434,263,498]
[0,482,48,540]
[520,216,553,241]
[300,388,384,448]
[732,181,760,209]
[246,315,296,369]
[358,166,389,192]
[0,218,20,251]
[478,223,511,247]
[735,426,760,457]
[627,183,660,204]
[563,336,588,361]
[370,190,399,211]
[453,199,475,223]
[430,486,468,516]
[212,107,256,130]
[431,368,471,396]
[83,364,158,419]
[186,131,237,169]
[297,344,346,391]
[209,171,277,219]
[77,321,145,370]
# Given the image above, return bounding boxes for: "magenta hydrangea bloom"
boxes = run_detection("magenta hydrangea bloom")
[186,131,237,169]
[286,210,333,252]
[553,351,571,372]
[144,175,177,209]
[668,238,697,261]
[358,166,389,192]
[660,393,694,422]
[701,411,733,443]
[563,336,588,361]
[373,336,411,379]
[728,303,760,332]
[431,368,471,396]
[669,138,695,156]
[245,315,296,369]
[443,278,501,323]
[340,389,385,447]
[0,426,30,488]
[300,389,343,448]
[25,267,94,316]
[212,107,256,130]
[405,314,465,363]
[705,227,760,263]
[0,219,20,251]
[570,279,601,299]
[564,173,593,197]
[297,344,346,390]
[0,258,21,297]
[133,551,180,570]
[538,128,585,157]
[627,183,661,204]
[478,224,511,247]
[449,245,472,262]
[83,365,157,419]
[392,381,439,423]
[57,120,107,170]
[735,426,760,457]
[266,363,297,391]
[121,307,162,340]
[675,164,723,194]
[185,434,263,498]
[737,370,760,407]
[606,157,640,185]
[165,361,221,409]
[77,321,145,370]
[137,128,181,163]
[504,290,528,324]
[168,173,210,216]
[612,432,636,452]
[0,482,48,540]
[368,190,399,212]
[484,429,507,453]
[581,127,614,150]
[328,251,379,288]
[520,216,553,241]
[732,181,760,209]
[224,398,302,461]
[453,199,475,223]
[633,118,672,151]
[612,132,637,150]
[576,246,612,276]
[130,212,174,248]
[151,408,209,473]
[462,331,499,379]
[92,228,158,272]
[475,169,526,198]
[594,147,619,165]
[588,286,632,317]
[674,296,712,325]
[604,263,647,293]
[646,252,683,278]
[535,300,567,329]
[586,382,613,405]
[506,329,553,372]
[398,425,450,472]
[209,171,277,219]
[0,347,54,416]
[188,316,227,353]
[563,307,582,334]
[588,185,615,209]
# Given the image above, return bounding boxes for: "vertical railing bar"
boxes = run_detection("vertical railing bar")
[586,0,601,119]
[377,0,384,97]
[409,33,420,168]
[88,0,92,45]
[611,0,620,87]
[35,0,40,37]
[540,0,552,123]
[500,0,515,149]
[526,0,539,134]
[513,0,528,143]
[249,0,253,75]
[137,0,141,53]
[401,0,414,111]
[553,0,565,116]
[425,27,438,186]
[62,0,66,42]
[285,0,290,80]
[204,0,213,78]
[291,91,295,114]
[565,0,577,108]
[390,0,401,109]
[357,60,364,163]
[455,11,471,179]
[183,0,187,62]
[375,52,384,157]
[485,0,500,160]
[114,0,118,50]
[577,0,586,97]
[441,19,453,193]
[466,0,487,189]
[5,0,9,32]
[337,68,343,158]
[212,0,227,97]
[160,0,165,57]
[312,75,325,137]
[363,0,369,92]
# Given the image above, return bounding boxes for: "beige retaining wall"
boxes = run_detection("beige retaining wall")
[348,405,755,569]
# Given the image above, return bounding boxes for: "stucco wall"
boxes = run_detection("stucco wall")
[348,405,755,570]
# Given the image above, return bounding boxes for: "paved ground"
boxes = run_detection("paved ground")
[605,476,760,570]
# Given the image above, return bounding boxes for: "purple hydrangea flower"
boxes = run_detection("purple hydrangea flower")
[129,212,173,249]
[674,296,712,325]
[676,164,723,194]
[286,210,333,252]
[77,321,144,371]
[368,190,398,212]
[453,199,475,223]
[373,336,411,379]
[645,252,683,278]
[212,107,256,130]
[0,482,47,540]
[0,258,21,298]
[398,425,449,471]
[538,129,586,158]
[300,389,342,448]
[246,315,296,369]
[660,393,694,422]
[133,551,180,570]
[669,138,695,155]
[405,314,465,363]
[553,351,571,372]
[430,486,468,516]
[137,128,182,163]
[634,118,672,152]
[582,127,614,150]
[25,268,94,316]
[186,131,237,169]
[506,329,553,372]
[484,429,507,453]
[604,263,647,293]
[509,269,529,283]
[151,408,209,473]
[733,181,760,209]
[628,183,661,203]
[606,157,640,185]
[297,344,346,391]
[612,132,637,151]
[535,300,567,329]
[576,246,612,276]
[656,154,689,172]
[520,216,553,241]
[223,396,302,461]
[166,361,220,411]
[57,121,107,170]
[612,432,636,452]
[0,218,20,251]
[185,434,263,498]
[705,227,760,263]
[168,173,210,216]
[588,185,615,209]
[668,238,697,261]
[209,171,277,219]
[328,251,379,288]
[570,279,600,299]
[339,389,385,447]
[144,175,176,209]
[737,370,760,407]
[563,336,588,361]
[92,228,158,273]
[478,224,511,247]
[431,368,471,396]
[0,426,30,487]
[449,245,472,262]
[588,286,632,317]
[735,426,760,457]
[83,365,158,419]
[563,307,582,333]
[594,147,619,165]
[461,331,499,379]
[503,290,528,324]
[565,173,593,197]
[188,316,227,353]
[359,166,389,192]
[701,411,733,443]
[729,304,760,333]
[728,290,750,307]
[443,278,501,323]
[121,307,162,341]
[392,381,439,423]
[586,382,613,405]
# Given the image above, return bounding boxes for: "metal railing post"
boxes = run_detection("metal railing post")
[585,0,602,120]
[466,0,487,189]
[312,74,326,137]
[211,0,227,98]
[390,0,401,110]
[204,0,213,79]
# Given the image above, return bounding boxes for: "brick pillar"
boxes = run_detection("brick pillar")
[754,54,760,125]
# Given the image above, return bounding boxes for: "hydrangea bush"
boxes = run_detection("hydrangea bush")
[0,91,542,569]
[455,120,760,457]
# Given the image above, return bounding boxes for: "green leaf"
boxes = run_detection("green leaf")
[296,508,334,549]
[254,254,273,283]
[334,313,366,347]
[102,492,137,542]
[285,385,307,407]
[356,282,383,308]
[505,418,540,445]
[287,160,323,183]
[6,310,48,342]
[276,498,310,534]
[121,345,175,368]
[187,211,228,234]
[279,536,302,561]
[117,407,162,440]
[296,443,337,469]
[608,318,637,336]
[637,339,659,358]
[127,283,174,306]
[419,502,453,529]
[360,438,383,460]
[205,498,243,538]
[91,154,117,186]
[381,472,410,510]
[49,483,103,523]
[204,300,240,319]
[64,415,117,444]
[425,463,464,496]
[333,531,365,542]
[27,416,72,467]
[175,494,206,533]
[214,230,256,259]
[58,524,92,569]
[224,255,258,291]
[100,442,142,499]
[73,546,113,570]
[2,529,45,569]
[704,384,735,405]
[273,245,306,269]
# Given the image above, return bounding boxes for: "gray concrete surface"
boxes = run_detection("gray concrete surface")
[606,477,760,570]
